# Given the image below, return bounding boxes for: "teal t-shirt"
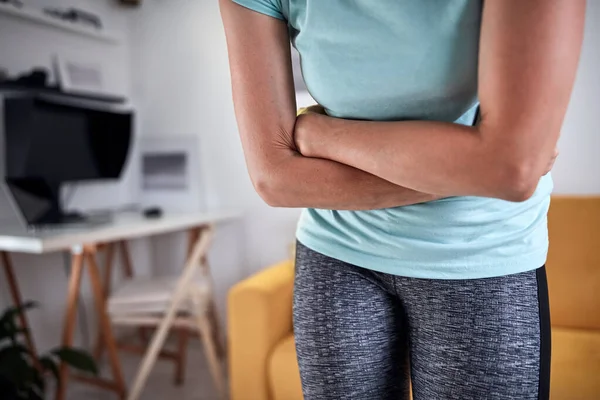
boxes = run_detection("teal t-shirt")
[232,0,552,279]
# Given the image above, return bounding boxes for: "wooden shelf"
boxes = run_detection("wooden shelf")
[0,3,120,44]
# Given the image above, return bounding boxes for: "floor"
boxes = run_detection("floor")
[66,341,224,400]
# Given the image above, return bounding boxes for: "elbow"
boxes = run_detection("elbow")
[248,152,297,207]
[252,172,288,208]
[496,162,540,203]
[501,180,538,203]
[479,128,548,202]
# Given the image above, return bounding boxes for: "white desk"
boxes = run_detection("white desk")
[0,210,238,253]
[0,210,239,400]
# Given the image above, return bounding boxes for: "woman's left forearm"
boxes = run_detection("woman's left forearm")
[295,0,584,202]
[295,112,552,202]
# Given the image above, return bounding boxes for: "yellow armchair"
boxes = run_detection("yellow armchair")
[228,260,301,400]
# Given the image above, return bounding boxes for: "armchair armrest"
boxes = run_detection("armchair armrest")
[228,260,294,400]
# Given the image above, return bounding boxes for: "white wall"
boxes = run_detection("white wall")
[128,0,302,283]
[0,0,140,352]
[553,2,600,194]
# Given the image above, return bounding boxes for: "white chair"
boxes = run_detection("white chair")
[106,225,226,400]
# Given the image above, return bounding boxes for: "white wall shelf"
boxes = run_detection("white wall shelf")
[0,3,120,44]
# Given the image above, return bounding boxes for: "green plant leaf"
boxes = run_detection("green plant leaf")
[0,302,37,347]
[27,387,44,400]
[21,382,44,400]
[0,374,17,398]
[4,362,42,399]
[0,302,42,399]
[0,319,17,344]
[31,367,45,393]
[0,346,32,387]
[40,356,60,387]
[51,347,98,376]
[0,302,38,327]
[0,322,28,343]
[0,343,30,362]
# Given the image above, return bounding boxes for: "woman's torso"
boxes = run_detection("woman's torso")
[234,0,553,278]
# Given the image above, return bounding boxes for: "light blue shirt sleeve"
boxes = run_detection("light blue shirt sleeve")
[231,0,285,20]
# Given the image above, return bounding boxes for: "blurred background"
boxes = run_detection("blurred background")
[0,1,598,399]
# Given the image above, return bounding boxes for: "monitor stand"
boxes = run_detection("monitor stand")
[5,178,109,229]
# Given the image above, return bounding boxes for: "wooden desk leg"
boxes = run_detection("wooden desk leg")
[202,256,226,360]
[0,251,39,367]
[85,248,126,400]
[127,227,214,400]
[119,240,150,344]
[174,328,189,385]
[118,240,134,278]
[172,228,200,385]
[207,296,226,359]
[93,243,115,361]
[102,243,116,298]
[196,312,226,400]
[55,251,85,400]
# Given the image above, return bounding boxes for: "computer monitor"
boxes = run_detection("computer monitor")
[2,94,133,226]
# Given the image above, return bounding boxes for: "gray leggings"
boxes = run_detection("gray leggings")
[293,242,551,400]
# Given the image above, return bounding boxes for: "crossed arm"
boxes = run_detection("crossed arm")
[220,0,585,209]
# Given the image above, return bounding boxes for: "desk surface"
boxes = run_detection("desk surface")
[0,210,240,254]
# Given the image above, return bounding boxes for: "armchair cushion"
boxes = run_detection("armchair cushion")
[228,261,294,400]
[268,334,303,400]
[551,327,600,400]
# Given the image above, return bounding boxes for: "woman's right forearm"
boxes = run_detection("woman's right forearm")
[252,152,437,210]
[221,1,436,210]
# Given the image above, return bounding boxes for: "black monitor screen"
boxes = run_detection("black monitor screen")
[25,102,96,180]
[4,97,132,183]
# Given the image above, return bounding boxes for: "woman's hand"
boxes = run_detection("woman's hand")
[297,104,326,116]
[294,111,329,157]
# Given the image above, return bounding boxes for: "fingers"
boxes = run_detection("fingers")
[297,104,325,116]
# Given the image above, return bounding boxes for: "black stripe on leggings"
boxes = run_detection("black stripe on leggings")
[536,266,552,400]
